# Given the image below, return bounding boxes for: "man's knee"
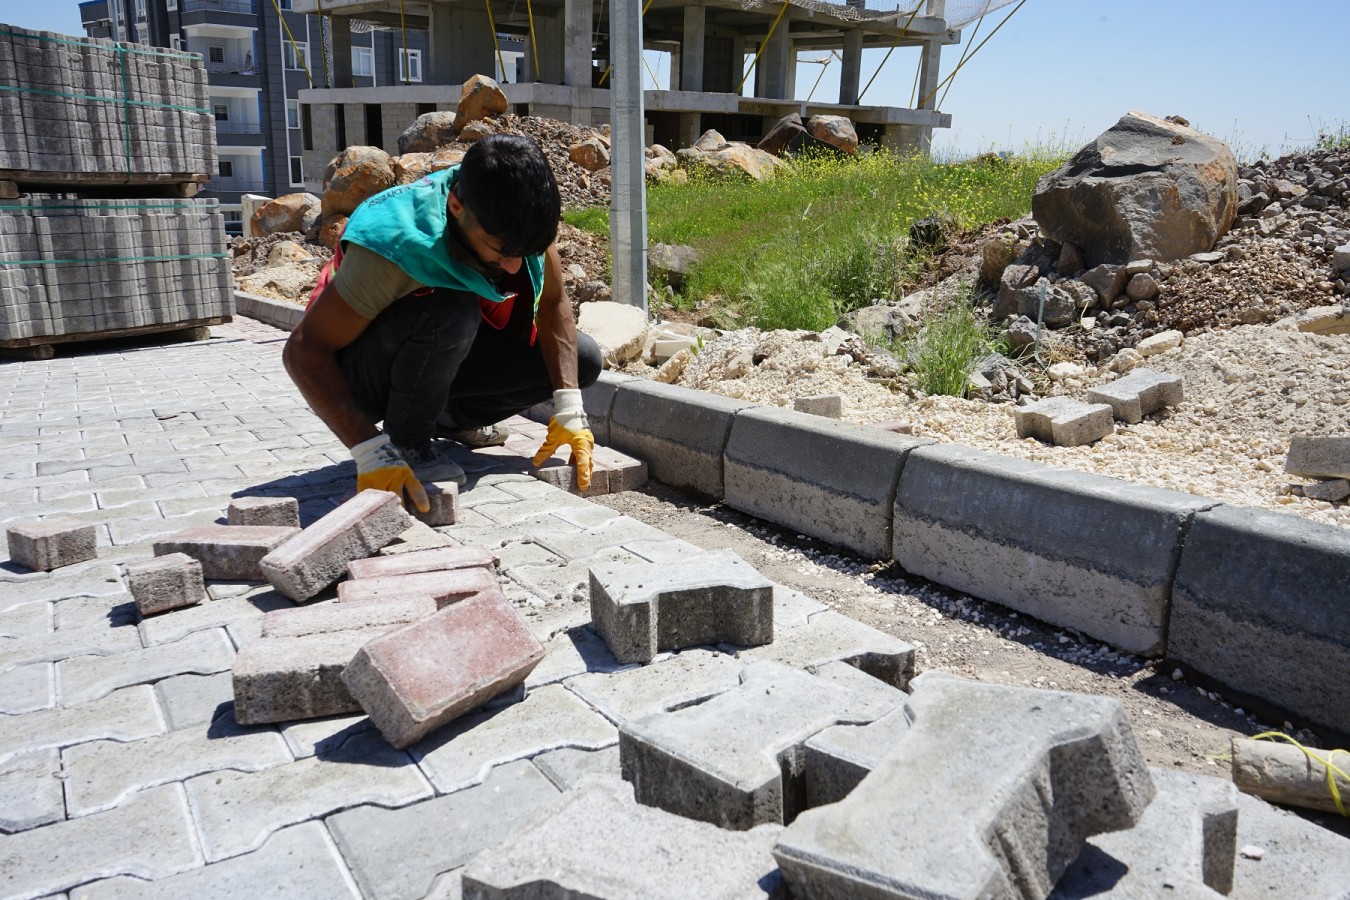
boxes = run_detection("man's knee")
[576,332,603,388]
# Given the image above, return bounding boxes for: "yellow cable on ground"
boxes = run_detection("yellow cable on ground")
[484,0,507,84]
[268,0,313,87]
[525,0,541,81]
[858,1,922,105]
[917,0,1025,109]
[1251,732,1350,817]
[597,0,654,88]
[315,0,330,87]
[737,0,790,96]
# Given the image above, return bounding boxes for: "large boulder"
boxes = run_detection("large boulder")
[456,74,508,126]
[250,193,319,237]
[692,129,727,152]
[397,111,457,154]
[1032,110,1238,266]
[392,149,465,185]
[806,114,859,155]
[321,146,395,218]
[677,143,787,182]
[569,138,611,172]
[758,113,805,157]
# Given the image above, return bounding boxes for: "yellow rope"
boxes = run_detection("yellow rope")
[937,1,988,108]
[525,0,541,81]
[858,2,922,105]
[804,50,836,103]
[597,0,654,88]
[917,0,1025,109]
[399,0,409,84]
[643,53,661,89]
[737,0,791,95]
[1251,732,1350,817]
[484,0,507,84]
[268,0,313,87]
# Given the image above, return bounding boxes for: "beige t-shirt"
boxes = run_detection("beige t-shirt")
[330,244,424,320]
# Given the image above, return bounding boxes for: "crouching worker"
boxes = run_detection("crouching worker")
[283,134,603,511]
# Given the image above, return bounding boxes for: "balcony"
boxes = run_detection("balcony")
[181,0,254,12]
[204,176,265,193]
[214,120,262,134]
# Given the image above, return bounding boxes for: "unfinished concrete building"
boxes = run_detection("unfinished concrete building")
[293,1,1005,188]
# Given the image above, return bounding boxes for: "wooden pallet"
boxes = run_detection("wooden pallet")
[0,170,210,200]
[0,317,230,360]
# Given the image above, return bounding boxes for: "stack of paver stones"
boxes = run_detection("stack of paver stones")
[1,317,1348,899]
[0,24,230,349]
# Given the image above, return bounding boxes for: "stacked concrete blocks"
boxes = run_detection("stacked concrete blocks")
[773,673,1156,900]
[893,443,1217,655]
[1168,504,1350,732]
[1014,395,1114,446]
[125,552,206,616]
[342,589,546,748]
[619,661,907,830]
[1084,367,1184,424]
[153,523,300,581]
[589,550,774,664]
[461,777,786,900]
[724,406,933,558]
[227,496,301,528]
[6,514,97,570]
[259,490,414,601]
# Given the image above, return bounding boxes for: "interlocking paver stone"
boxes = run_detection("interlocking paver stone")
[0,783,201,899]
[378,519,458,554]
[523,624,631,693]
[59,627,234,705]
[343,590,546,748]
[139,584,296,646]
[804,702,916,807]
[154,524,300,581]
[620,661,903,830]
[773,672,1155,900]
[532,745,623,790]
[527,516,668,562]
[347,545,498,580]
[461,776,786,900]
[1230,792,1350,898]
[328,759,561,900]
[6,513,98,571]
[589,550,774,664]
[735,609,916,687]
[0,561,126,604]
[1014,395,1114,446]
[566,647,743,725]
[260,490,416,601]
[125,552,207,616]
[337,567,501,607]
[185,728,432,862]
[413,683,617,794]
[69,822,359,900]
[261,595,438,638]
[0,661,54,714]
[232,626,394,725]
[227,495,301,528]
[155,671,237,729]
[0,748,65,833]
[1085,367,1184,424]
[0,621,141,675]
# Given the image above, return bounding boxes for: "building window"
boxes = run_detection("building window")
[283,41,308,71]
[170,35,182,52]
[290,157,303,185]
[167,0,177,9]
[352,46,373,78]
[213,104,229,121]
[279,0,292,8]
[399,49,422,83]
[208,45,225,64]
[286,99,300,130]
[219,160,234,177]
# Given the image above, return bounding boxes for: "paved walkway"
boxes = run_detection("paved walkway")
[0,318,912,899]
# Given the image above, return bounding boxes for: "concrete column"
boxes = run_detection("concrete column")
[564,0,593,86]
[914,0,946,152]
[610,0,648,314]
[330,15,353,88]
[839,27,862,105]
[680,5,705,92]
[754,20,790,99]
[527,11,564,84]
[428,5,498,86]
[678,112,701,148]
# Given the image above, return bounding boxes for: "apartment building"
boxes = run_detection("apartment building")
[78,0,428,233]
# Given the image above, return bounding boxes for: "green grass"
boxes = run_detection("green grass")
[564,147,1065,332]
[900,289,1004,397]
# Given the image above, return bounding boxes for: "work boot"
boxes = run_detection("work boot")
[434,416,512,448]
[396,441,466,485]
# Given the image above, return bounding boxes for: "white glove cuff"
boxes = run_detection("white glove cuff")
[351,433,396,470]
[552,388,584,418]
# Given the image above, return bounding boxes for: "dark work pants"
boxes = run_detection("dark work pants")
[336,288,603,448]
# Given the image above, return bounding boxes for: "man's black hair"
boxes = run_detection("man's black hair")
[455,133,561,258]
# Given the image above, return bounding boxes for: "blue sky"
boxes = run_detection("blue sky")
[3,0,1346,159]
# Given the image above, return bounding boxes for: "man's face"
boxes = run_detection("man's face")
[447,191,523,277]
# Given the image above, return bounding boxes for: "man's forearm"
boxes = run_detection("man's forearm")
[283,341,380,449]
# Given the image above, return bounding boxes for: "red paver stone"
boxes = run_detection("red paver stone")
[347,545,499,580]
[125,552,207,616]
[154,524,299,581]
[227,496,301,528]
[6,515,98,571]
[342,587,546,747]
[261,595,439,639]
[411,481,459,527]
[337,566,501,608]
[259,490,414,601]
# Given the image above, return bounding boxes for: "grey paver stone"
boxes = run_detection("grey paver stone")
[328,759,561,900]
[412,683,617,794]
[773,672,1155,900]
[0,598,52,636]
[1014,395,1115,446]
[53,591,138,631]
[1284,435,1350,479]
[232,626,394,725]
[1230,792,1350,898]
[532,745,623,790]
[0,562,125,604]
[589,550,774,663]
[0,748,65,833]
[527,516,668,562]
[1084,367,1184,424]
[6,513,98,571]
[153,524,300,581]
[259,490,415,601]
[138,586,295,646]
[227,495,301,528]
[0,621,142,675]
[524,624,632,693]
[0,784,201,899]
[460,776,786,900]
[280,714,377,759]
[566,647,743,726]
[59,627,235,706]
[155,671,236,730]
[472,493,593,526]
[125,552,207,616]
[70,821,359,900]
[620,661,902,829]
[735,609,916,687]
[0,661,54,714]
[185,728,431,862]
[63,716,293,816]
[378,519,458,555]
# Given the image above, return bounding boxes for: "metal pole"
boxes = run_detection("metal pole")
[609,0,648,314]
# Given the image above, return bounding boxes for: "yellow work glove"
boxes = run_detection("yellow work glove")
[531,388,595,490]
[351,433,430,513]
